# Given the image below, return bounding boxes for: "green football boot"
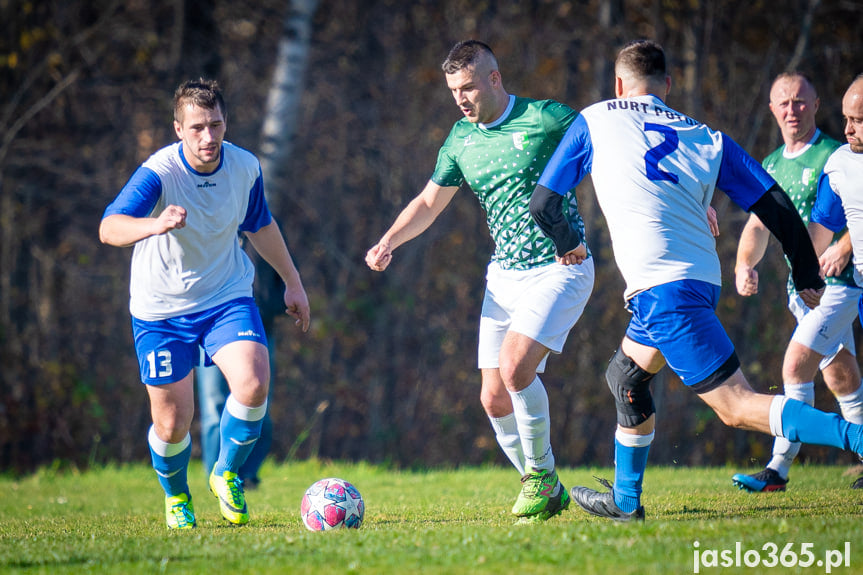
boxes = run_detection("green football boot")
[209,468,249,525]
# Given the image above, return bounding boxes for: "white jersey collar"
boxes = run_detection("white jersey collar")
[782,129,820,160]
[480,95,516,129]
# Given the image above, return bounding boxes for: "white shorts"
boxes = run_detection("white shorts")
[788,283,861,369]
[478,258,594,371]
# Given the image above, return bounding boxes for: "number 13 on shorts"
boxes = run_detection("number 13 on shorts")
[146,349,173,379]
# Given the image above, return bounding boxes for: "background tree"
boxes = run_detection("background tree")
[2,0,863,473]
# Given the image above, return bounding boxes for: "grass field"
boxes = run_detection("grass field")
[1,461,861,574]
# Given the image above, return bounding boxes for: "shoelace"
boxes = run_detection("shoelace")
[227,475,244,504]
[171,501,193,528]
[520,471,553,496]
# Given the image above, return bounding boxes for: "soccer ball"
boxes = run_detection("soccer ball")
[300,477,364,531]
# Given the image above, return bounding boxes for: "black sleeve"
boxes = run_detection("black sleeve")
[528,185,583,257]
[749,183,825,292]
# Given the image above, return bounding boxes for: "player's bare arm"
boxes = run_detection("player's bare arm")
[734,214,770,297]
[818,230,852,277]
[365,181,459,271]
[245,219,311,332]
[99,204,187,247]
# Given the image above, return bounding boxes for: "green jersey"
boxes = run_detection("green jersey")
[431,96,586,270]
[762,130,855,290]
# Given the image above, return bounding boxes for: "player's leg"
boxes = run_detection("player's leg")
[570,336,663,522]
[501,259,593,520]
[203,298,270,525]
[133,316,199,529]
[700,371,863,461]
[571,279,734,522]
[480,368,524,475]
[146,376,197,528]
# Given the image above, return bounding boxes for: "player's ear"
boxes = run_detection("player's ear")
[614,76,624,98]
[174,120,183,139]
[664,75,671,98]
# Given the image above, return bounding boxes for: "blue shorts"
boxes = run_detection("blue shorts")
[131,297,267,385]
[625,279,735,389]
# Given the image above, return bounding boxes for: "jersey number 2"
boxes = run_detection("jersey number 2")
[644,123,679,183]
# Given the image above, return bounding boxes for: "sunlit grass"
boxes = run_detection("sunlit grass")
[1,461,860,574]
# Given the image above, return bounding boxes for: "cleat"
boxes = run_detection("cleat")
[511,467,566,517]
[851,474,863,489]
[514,486,570,524]
[732,468,788,493]
[209,467,249,525]
[165,493,196,529]
[570,477,645,522]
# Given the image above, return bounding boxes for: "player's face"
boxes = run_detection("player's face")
[174,103,226,173]
[769,77,819,145]
[843,82,863,154]
[446,66,500,124]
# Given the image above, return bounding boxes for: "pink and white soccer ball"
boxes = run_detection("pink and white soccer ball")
[300,477,365,531]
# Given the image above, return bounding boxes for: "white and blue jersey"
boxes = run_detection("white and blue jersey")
[538,94,773,301]
[811,144,863,287]
[103,141,272,321]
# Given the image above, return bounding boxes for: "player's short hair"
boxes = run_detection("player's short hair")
[771,71,817,97]
[441,40,498,75]
[615,39,666,81]
[173,78,226,123]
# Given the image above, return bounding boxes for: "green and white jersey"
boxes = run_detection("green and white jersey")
[762,130,854,290]
[431,95,587,270]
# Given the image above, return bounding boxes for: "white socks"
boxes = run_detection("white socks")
[837,383,863,424]
[508,377,554,472]
[488,413,525,475]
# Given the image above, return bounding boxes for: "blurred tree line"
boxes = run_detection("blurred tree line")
[2,0,863,474]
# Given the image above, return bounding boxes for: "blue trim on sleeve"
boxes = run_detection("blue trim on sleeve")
[716,134,774,211]
[239,171,273,232]
[538,114,593,195]
[811,172,847,232]
[102,167,162,218]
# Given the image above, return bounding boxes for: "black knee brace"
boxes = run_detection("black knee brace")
[605,347,656,427]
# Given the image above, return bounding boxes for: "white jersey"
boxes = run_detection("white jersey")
[811,144,863,285]
[103,141,272,320]
[538,94,772,300]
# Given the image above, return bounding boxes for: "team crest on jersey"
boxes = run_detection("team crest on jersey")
[463,134,475,147]
[801,168,815,186]
[513,132,529,150]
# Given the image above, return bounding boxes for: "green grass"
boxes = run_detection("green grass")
[1,462,861,574]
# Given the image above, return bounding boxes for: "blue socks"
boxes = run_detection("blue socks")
[776,397,863,454]
[148,426,192,498]
[214,394,267,476]
[613,429,654,513]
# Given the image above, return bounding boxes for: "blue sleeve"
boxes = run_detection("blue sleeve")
[239,170,273,232]
[102,167,162,218]
[537,114,592,195]
[811,172,847,232]
[716,133,774,211]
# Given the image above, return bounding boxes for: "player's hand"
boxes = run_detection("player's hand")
[707,206,719,237]
[365,241,393,271]
[154,204,187,234]
[284,285,311,332]
[556,243,587,265]
[735,265,758,296]
[819,243,851,278]
[798,286,824,310]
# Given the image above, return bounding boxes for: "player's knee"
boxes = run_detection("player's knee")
[605,347,656,427]
[497,356,534,391]
[480,386,512,417]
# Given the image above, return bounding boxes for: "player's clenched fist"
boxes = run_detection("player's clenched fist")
[155,204,187,234]
[365,242,393,271]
